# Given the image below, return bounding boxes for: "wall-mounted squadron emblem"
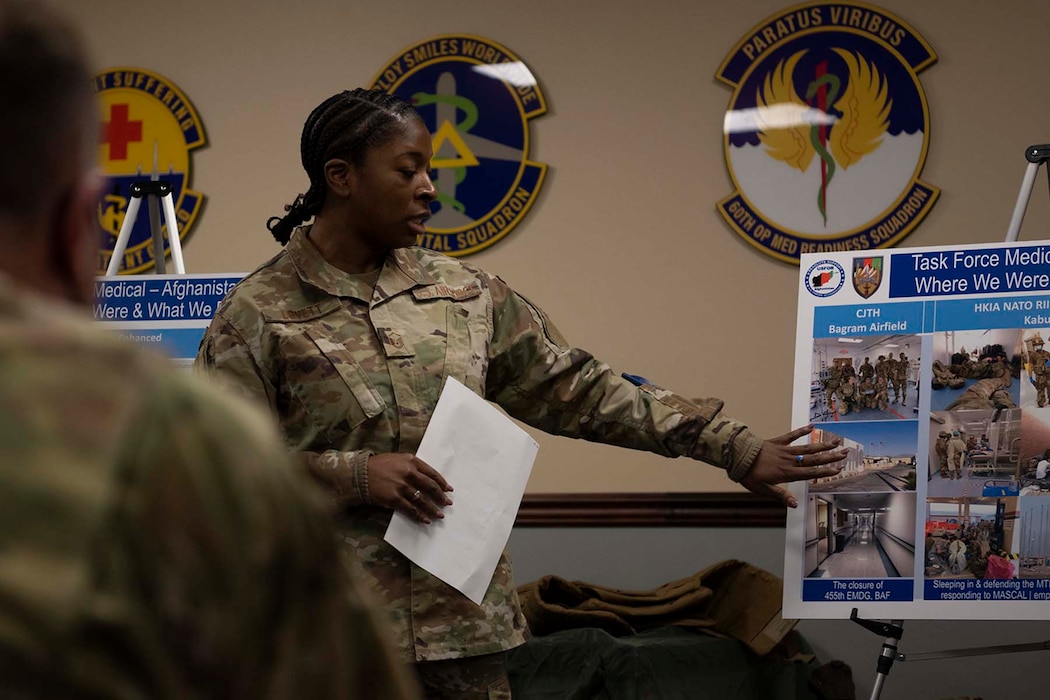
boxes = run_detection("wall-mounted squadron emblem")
[717,2,939,264]
[94,68,206,274]
[371,35,547,256]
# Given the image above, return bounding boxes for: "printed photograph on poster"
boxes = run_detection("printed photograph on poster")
[924,497,1018,581]
[810,333,921,423]
[808,422,917,493]
[1017,497,1050,578]
[804,492,916,580]
[1017,410,1050,496]
[928,329,1022,412]
[927,409,1021,499]
[1020,327,1050,410]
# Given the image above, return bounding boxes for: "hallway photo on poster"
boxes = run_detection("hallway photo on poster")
[810,334,919,423]
[924,497,1018,581]
[804,492,916,579]
[928,409,1021,499]
[929,329,1021,412]
[808,422,917,493]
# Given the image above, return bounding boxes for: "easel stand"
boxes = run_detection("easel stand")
[106,179,185,276]
[1005,144,1050,242]
[851,143,1050,700]
[851,609,1050,700]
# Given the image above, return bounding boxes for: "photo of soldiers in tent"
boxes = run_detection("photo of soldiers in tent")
[929,329,1022,413]
[928,409,1021,499]
[924,497,1018,580]
[810,334,919,423]
[808,422,917,493]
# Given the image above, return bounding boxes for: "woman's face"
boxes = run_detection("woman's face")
[345,117,436,251]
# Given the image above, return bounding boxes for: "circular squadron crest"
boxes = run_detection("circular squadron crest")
[370,35,548,256]
[717,2,939,264]
[94,67,206,274]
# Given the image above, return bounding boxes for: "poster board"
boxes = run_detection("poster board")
[93,273,242,366]
[785,241,1050,620]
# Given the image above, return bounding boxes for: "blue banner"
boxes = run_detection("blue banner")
[802,579,914,602]
[924,578,1050,601]
[931,296,1050,330]
[889,244,1050,298]
[94,276,240,321]
[814,302,926,337]
[93,274,241,361]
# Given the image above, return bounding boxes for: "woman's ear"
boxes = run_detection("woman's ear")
[324,158,353,199]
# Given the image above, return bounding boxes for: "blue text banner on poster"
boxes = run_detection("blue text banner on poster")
[94,276,240,322]
[802,579,913,603]
[93,274,242,361]
[931,296,1050,331]
[813,302,926,338]
[924,578,1050,602]
[889,244,1050,298]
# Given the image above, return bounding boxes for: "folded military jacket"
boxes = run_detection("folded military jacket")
[517,558,795,656]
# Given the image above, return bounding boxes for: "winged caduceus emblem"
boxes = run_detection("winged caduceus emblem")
[755,49,892,225]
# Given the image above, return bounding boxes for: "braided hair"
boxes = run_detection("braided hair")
[267,88,421,245]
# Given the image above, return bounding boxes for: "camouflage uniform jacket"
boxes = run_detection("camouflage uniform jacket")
[195,226,765,663]
[1032,348,1050,375]
[0,275,415,700]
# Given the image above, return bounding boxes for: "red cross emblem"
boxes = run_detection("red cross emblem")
[100,103,143,160]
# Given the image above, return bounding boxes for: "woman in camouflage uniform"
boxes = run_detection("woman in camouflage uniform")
[196,89,847,698]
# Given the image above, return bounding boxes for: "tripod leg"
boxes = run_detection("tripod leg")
[148,194,166,274]
[106,196,142,276]
[869,626,902,700]
[1005,161,1041,242]
[160,192,186,274]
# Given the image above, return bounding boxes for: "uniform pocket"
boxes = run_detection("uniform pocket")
[291,329,386,442]
[442,304,488,394]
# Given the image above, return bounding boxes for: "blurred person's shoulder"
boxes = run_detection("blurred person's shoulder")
[0,273,305,497]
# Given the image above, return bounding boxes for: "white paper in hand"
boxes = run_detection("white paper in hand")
[383,377,539,605]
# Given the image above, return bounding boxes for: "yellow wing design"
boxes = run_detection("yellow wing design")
[828,49,892,169]
[756,50,814,173]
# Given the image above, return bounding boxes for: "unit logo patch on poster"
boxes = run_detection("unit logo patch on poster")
[853,255,883,298]
[94,68,206,274]
[805,259,845,297]
[371,35,547,256]
[716,2,939,264]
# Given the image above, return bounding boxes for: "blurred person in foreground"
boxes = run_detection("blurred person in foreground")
[0,1,417,697]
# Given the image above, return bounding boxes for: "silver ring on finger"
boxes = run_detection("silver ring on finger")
[795,454,804,465]
[411,489,422,501]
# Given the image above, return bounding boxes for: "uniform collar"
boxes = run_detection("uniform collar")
[287,225,436,304]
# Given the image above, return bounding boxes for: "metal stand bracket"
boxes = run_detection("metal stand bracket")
[106,179,185,276]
